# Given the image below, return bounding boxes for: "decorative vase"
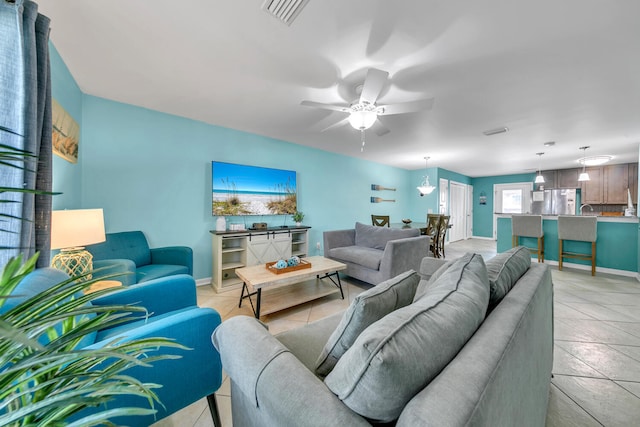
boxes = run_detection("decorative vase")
[215,216,226,231]
[295,222,301,226]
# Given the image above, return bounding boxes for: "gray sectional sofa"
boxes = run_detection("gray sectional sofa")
[323,222,429,285]
[212,246,554,426]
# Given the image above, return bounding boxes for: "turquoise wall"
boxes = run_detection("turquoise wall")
[471,173,536,238]
[49,43,82,209]
[73,96,413,279]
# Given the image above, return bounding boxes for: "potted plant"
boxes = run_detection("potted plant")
[0,142,178,425]
[292,211,304,226]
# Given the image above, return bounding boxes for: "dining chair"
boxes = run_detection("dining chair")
[425,214,441,257]
[511,214,544,262]
[371,215,390,227]
[436,215,450,258]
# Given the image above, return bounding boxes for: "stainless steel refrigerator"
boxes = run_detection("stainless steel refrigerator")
[531,189,577,215]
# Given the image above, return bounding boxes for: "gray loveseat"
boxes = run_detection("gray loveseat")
[212,246,553,426]
[323,222,429,285]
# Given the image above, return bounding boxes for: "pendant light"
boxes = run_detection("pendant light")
[534,152,545,184]
[578,146,590,182]
[417,156,435,196]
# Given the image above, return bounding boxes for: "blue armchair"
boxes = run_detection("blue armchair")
[4,268,222,426]
[85,231,193,285]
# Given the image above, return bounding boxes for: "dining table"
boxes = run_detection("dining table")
[390,222,428,234]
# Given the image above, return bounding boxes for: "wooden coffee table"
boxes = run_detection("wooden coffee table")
[236,256,347,318]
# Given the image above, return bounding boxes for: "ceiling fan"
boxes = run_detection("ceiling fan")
[301,68,434,151]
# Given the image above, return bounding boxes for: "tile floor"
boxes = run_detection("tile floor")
[154,238,640,427]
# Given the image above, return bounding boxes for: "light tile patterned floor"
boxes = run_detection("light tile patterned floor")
[154,238,640,427]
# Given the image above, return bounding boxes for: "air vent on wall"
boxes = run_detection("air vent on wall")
[262,0,310,26]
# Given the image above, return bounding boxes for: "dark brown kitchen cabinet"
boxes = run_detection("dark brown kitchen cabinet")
[581,167,604,204]
[537,170,556,189]
[604,164,629,204]
[557,168,580,188]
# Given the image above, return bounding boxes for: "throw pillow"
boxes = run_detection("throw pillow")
[324,253,490,422]
[486,246,531,309]
[314,270,420,377]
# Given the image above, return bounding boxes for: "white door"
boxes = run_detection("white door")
[492,183,533,239]
[449,182,466,242]
[439,179,449,214]
[466,185,473,238]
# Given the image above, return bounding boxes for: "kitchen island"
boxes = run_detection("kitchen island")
[496,215,638,275]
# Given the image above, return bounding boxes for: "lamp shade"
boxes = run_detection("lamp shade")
[535,174,545,184]
[578,172,590,182]
[348,110,377,130]
[51,209,106,250]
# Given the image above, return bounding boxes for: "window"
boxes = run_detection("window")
[501,189,524,213]
[492,183,533,239]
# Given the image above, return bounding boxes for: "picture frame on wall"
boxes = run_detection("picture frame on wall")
[52,99,79,164]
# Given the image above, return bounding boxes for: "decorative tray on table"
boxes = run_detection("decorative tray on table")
[266,258,311,274]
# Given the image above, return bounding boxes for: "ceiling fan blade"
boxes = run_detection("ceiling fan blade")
[301,100,351,113]
[359,68,389,105]
[377,98,434,115]
[371,120,390,137]
[320,117,350,132]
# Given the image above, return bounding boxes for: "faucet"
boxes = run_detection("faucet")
[580,204,594,215]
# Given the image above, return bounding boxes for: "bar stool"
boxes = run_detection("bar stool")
[371,215,390,227]
[558,215,597,276]
[511,215,544,262]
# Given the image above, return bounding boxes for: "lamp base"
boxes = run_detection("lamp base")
[51,247,93,281]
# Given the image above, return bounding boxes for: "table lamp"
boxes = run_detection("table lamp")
[50,209,106,280]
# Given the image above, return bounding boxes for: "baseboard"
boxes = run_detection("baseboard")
[541,259,638,278]
[469,236,495,241]
[196,277,212,286]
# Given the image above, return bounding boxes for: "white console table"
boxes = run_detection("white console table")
[210,226,310,293]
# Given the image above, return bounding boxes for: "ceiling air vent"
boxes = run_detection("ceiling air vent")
[262,0,310,26]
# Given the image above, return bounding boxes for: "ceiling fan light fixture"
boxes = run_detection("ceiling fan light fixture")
[348,108,377,130]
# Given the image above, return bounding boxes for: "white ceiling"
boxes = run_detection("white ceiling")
[38,0,640,177]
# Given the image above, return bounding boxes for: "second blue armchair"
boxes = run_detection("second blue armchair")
[86,231,193,285]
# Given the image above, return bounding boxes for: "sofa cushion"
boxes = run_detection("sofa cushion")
[354,222,420,250]
[486,245,531,308]
[136,264,190,283]
[324,253,490,422]
[314,270,420,377]
[327,246,383,271]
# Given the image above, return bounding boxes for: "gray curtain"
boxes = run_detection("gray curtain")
[0,0,52,268]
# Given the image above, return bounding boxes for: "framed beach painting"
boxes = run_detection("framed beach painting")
[212,161,297,216]
[52,99,79,163]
